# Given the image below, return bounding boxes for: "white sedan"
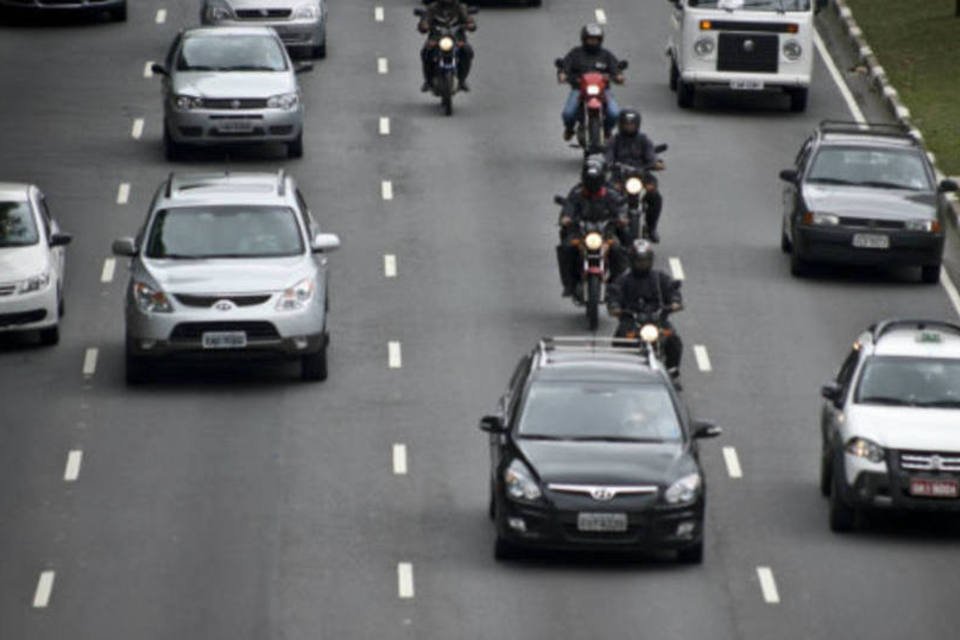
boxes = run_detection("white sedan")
[0,183,71,345]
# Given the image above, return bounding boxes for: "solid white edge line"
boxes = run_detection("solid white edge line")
[155,8,167,24]
[722,446,742,479]
[82,348,98,376]
[131,118,144,140]
[756,566,780,604]
[381,180,394,201]
[384,254,397,278]
[393,444,408,475]
[595,8,607,25]
[64,450,83,482]
[379,116,391,136]
[374,6,384,21]
[397,562,414,598]
[101,257,116,284]
[116,182,130,205]
[940,266,960,318]
[388,341,402,368]
[32,571,55,608]
[693,345,712,372]
[143,61,154,78]
[377,57,389,74]
[668,257,685,281]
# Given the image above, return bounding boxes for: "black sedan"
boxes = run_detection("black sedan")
[779,120,958,283]
[479,338,721,563]
[0,0,125,21]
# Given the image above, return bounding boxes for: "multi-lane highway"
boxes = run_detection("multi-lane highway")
[2,1,960,638]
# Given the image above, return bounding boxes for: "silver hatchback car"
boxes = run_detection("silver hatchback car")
[152,26,312,160]
[112,171,340,383]
[201,0,327,58]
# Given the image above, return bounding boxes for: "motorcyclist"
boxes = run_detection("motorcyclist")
[607,239,683,382]
[418,0,476,92]
[557,23,624,142]
[556,155,628,298]
[605,109,666,242]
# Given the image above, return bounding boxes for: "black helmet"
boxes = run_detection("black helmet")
[618,109,641,137]
[580,23,604,52]
[629,239,655,275]
[582,155,606,193]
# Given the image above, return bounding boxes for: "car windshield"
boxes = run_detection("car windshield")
[856,356,960,408]
[0,201,39,247]
[177,35,287,72]
[688,0,811,12]
[145,206,303,259]
[807,147,932,191]
[518,380,683,441]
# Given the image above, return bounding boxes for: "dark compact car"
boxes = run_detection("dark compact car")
[479,337,721,563]
[0,0,125,21]
[779,121,958,283]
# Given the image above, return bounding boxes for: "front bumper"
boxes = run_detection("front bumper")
[165,106,303,146]
[795,226,943,267]
[0,285,57,332]
[681,69,809,90]
[0,0,124,12]
[841,454,960,513]
[201,16,325,49]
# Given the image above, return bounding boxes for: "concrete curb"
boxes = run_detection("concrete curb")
[829,0,960,218]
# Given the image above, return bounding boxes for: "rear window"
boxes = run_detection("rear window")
[0,201,39,247]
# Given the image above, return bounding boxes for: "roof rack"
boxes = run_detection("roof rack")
[537,336,660,369]
[871,319,960,341]
[277,168,286,196]
[817,120,916,141]
[164,171,175,198]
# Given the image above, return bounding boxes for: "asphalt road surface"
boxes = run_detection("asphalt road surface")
[2,1,959,639]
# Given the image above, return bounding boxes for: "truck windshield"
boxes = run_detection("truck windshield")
[689,0,812,11]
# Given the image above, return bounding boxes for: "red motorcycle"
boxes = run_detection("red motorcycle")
[555,59,628,156]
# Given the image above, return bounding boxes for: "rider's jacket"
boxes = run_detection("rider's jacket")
[560,46,621,88]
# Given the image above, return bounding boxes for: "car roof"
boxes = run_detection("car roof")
[864,320,960,360]
[158,171,293,208]
[0,183,31,201]
[814,120,922,150]
[183,26,278,38]
[532,337,668,384]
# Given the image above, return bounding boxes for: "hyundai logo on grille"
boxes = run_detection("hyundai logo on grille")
[743,39,755,53]
[213,300,236,311]
[931,455,943,471]
[590,487,616,501]
[231,99,241,109]
[260,9,269,16]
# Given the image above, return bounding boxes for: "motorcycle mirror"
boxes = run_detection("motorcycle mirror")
[617,60,629,71]
[413,8,425,17]
[692,421,722,439]
[554,58,564,69]
[654,143,668,153]
[467,6,479,14]
[554,195,567,206]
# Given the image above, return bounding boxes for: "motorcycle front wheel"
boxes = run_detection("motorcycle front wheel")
[586,274,601,331]
[586,111,602,154]
[441,72,454,116]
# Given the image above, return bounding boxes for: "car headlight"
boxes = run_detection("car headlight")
[664,473,701,505]
[267,93,299,110]
[693,37,715,58]
[174,95,204,110]
[505,459,542,502]
[782,40,803,61]
[905,218,940,233]
[17,271,51,294]
[439,36,455,52]
[845,437,885,463]
[625,176,643,195]
[585,84,601,96]
[584,231,604,251]
[204,1,233,21]
[640,324,660,344]
[294,2,319,19]
[802,211,840,226]
[133,281,173,313]
[276,277,315,311]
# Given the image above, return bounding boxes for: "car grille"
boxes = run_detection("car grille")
[201,98,269,109]
[174,294,272,308]
[0,309,46,327]
[170,321,280,341]
[838,216,905,229]
[900,451,960,472]
[717,33,778,73]
[0,283,16,297]
[235,8,292,19]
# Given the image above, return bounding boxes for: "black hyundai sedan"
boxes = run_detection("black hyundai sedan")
[479,337,721,563]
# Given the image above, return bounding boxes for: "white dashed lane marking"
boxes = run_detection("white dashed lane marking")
[101,258,116,284]
[693,345,712,372]
[374,5,384,22]
[397,562,415,598]
[384,254,397,278]
[143,61,154,78]
[595,8,607,24]
[82,348,98,377]
[32,571,55,608]
[379,116,391,136]
[155,8,167,24]
[64,450,83,482]
[757,567,781,604]
[116,183,130,205]
[377,57,389,74]
[381,180,394,201]
[668,257,685,280]
[722,446,742,479]
[131,118,144,140]
[388,341,402,368]
[393,444,408,475]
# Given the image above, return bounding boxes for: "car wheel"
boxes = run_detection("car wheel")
[527,0,542,6]
[163,126,182,162]
[494,536,518,561]
[313,43,326,59]
[125,351,150,385]
[677,541,704,564]
[58,292,65,318]
[669,59,679,92]
[829,470,857,533]
[788,88,808,113]
[677,77,694,109]
[921,264,941,284]
[488,486,495,521]
[287,133,304,159]
[111,2,126,21]
[780,221,792,254]
[301,335,328,381]
[790,249,808,277]
[819,446,832,497]
[38,325,59,346]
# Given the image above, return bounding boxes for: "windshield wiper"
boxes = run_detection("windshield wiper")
[808,177,858,186]
[155,253,205,259]
[221,65,280,72]
[180,65,217,71]
[518,434,567,441]
[858,396,914,406]
[855,180,917,190]
[569,436,665,443]
[915,399,960,408]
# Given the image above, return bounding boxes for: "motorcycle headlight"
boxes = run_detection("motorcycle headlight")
[438,36,455,52]
[267,93,300,110]
[625,177,644,195]
[802,211,840,226]
[584,231,604,251]
[845,437,885,464]
[905,219,940,233]
[504,459,542,502]
[294,2,319,19]
[664,473,701,505]
[17,271,51,294]
[175,95,204,110]
[693,37,715,58]
[782,40,803,61]
[640,324,660,344]
[133,281,173,313]
[276,277,315,311]
[204,1,233,21]
[585,84,601,96]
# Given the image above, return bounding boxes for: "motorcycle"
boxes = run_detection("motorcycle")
[611,143,668,241]
[554,59,628,156]
[414,6,478,116]
[614,302,679,371]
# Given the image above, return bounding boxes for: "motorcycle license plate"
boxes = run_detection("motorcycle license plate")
[730,79,764,90]
[909,478,959,498]
[852,233,890,249]
[577,512,628,532]
[217,120,255,133]
[201,331,247,349]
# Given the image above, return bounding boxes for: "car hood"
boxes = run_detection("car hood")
[226,0,312,7]
[848,405,960,452]
[802,184,936,221]
[172,71,295,99]
[517,440,687,486]
[141,256,311,294]
[0,246,48,281]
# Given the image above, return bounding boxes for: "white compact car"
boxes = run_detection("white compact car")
[0,183,72,345]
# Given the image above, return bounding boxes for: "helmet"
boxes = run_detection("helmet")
[582,155,606,193]
[580,23,604,52]
[618,109,641,137]
[628,239,655,275]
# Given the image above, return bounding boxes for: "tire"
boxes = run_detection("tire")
[287,133,304,159]
[921,264,941,284]
[313,37,326,59]
[301,336,329,381]
[38,325,59,346]
[790,249,808,277]
[125,351,150,385]
[677,541,703,564]
[111,2,126,21]
[58,293,65,318]
[163,125,182,162]
[528,0,542,5]
[669,59,679,92]
[819,446,832,497]
[488,489,495,521]
[829,469,857,533]
[677,78,694,109]
[788,87,808,113]
[441,74,454,117]
[494,536,518,561]
[780,221,792,253]
[586,112,602,153]
[586,274,601,332]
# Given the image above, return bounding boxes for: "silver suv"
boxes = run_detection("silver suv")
[820,319,960,531]
[112,171,340,384]
[151,26,312,160]
[201,0,327,59]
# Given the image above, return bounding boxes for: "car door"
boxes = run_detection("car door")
[784,139,813,242]
[296,188,326,296]
[161,33,183,104]
[35,190,65,286]
[822,346,860,453]
[490,354,531,480]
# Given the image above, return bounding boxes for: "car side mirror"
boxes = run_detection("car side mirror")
[554,58,564,70]
[554,194,567,206]
[478,415,505,433]
[617,60,629,71]
[413,7,426,17]
[150,63,168,77]
[312,232,341,253]
[779,169,799,183]
[295,62,314,74]
[654,143,668,153]
[821,381,842,403]
[939,179,959,193]
[49,232,72,247]
[112,237,138,257]
[692,420,722,439]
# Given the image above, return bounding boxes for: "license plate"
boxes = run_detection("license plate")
[201,331,247,349]
[577,512,628,532]
[730,79,764,90]
[909,478,959,498]
[217,120,255,133]
[852,233,890,249]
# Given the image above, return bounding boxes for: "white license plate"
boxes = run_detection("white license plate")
[217,120,255,133]
[577,512,628,532]
[201,331,247,349]
[730,79,764,90]
[852,233,890,249]
[910,478,959,498]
